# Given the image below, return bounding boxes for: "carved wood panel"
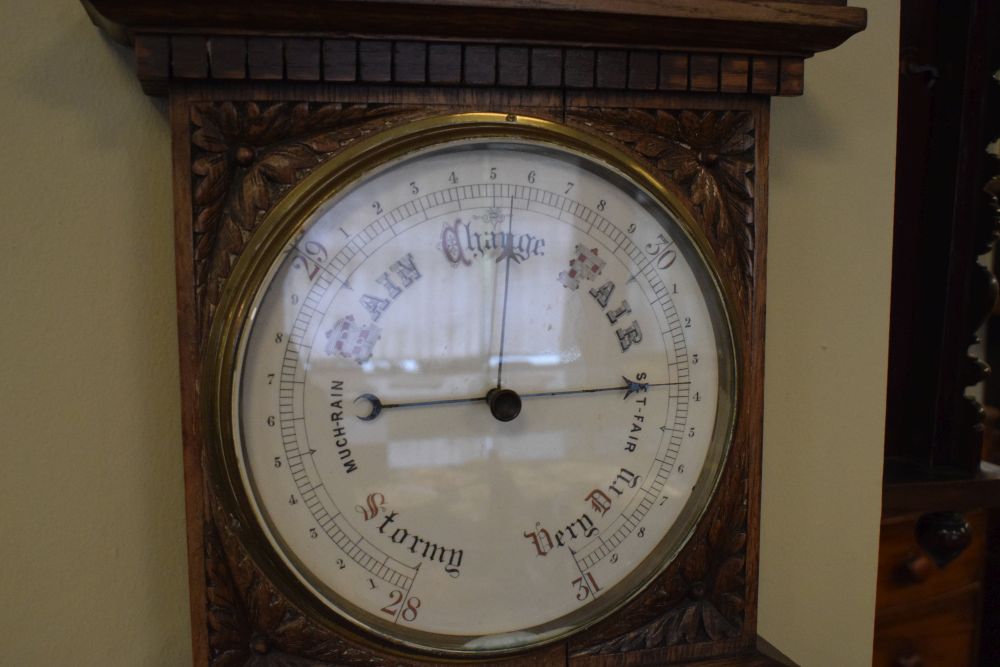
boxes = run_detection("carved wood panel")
[207,495,406,667]
[187,101,761,666]
[189,102,432,341]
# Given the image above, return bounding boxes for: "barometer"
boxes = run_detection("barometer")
[82,1,866,662]
[206,115,736,656]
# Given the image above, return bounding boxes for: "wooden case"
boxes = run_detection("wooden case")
[80,2,867,665]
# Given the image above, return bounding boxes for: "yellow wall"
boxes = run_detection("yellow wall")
[761,2,897,664]
[0,1,190,664]
[0,1,894,665]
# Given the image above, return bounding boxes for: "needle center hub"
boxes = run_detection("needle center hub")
[487,388,522,422]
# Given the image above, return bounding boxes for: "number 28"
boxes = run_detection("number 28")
[381,590,421,622]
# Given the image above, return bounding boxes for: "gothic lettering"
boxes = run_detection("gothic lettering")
[375,509,464,574]
[585,489,613,516]
[441,218,545,267]
[358,253,422,322]
[523,523,555,556]
[588,280,615,308]
[523,513,598,555]
[606,300,632,324]
[616,321,643,352]
[359,294,391,322]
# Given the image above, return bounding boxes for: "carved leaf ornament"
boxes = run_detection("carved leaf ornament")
[207,499,412,667]
[191,103,429,665]
[576,494,747,655]
[190,102,424,339]
[206,495,747,664]
[194,104,753,663]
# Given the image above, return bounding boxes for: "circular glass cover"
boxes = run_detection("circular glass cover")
[214,116,736,656]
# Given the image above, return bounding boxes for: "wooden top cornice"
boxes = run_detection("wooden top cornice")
[85,0,866,55]
[85,0,866,97]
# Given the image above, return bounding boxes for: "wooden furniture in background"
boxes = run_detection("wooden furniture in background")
[879,0,1000,664]
[874,511,986,665]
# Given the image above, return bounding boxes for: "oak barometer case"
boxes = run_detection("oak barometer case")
[205,114,737,657]
[81,1,867,664]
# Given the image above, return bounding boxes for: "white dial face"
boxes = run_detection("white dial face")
[230,131,734,654]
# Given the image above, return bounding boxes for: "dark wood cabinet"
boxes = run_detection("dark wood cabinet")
[874,588,980,667]
[874,511,986,666]
[879,1,1000,664]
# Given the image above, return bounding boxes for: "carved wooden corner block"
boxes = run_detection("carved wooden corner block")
[188,103,433,341]
[569,476,750,664]
[207,495,420,667]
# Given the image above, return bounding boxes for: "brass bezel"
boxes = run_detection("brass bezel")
[203,112,741,660]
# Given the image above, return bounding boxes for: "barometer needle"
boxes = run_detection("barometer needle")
[519,377,686,401]
[354,377,689,421]
[494,196,516,390]
[354,392,487,421]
